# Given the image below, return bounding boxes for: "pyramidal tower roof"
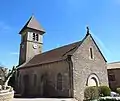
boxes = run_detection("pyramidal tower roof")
[19,15,45,34]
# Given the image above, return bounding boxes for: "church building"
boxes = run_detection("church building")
[16,16,108,101]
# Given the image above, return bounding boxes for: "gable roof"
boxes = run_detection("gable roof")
[18,31,107,69]
[18,41,82,69]
[19,15,45,34]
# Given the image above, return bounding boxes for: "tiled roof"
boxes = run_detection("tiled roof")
[19,15,45,34]
[19,41,82,69]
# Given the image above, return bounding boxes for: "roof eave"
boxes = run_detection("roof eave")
[19,27,45,34]
[18,58,67,70]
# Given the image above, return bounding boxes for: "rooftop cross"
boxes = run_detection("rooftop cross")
[86,26,91,36]
[86,26,89,34]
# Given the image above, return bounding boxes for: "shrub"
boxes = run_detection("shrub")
[99,86,111,97]
[84,86,99,100]
[117,88,120,95]
[99,98,114,101]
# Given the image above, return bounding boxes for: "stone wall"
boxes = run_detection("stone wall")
[18,60,70,97]
[72,35,108,101]
[0,91,14,101]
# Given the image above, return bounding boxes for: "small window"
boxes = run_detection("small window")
[33,33,36,41]
[57,73,62,90]
[33,33,39,41]
[36,34,39,41]
[108,74,115,81]
[90,48,93,59]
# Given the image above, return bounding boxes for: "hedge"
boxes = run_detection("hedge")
[84,86,111,101]
[99,86,111,97]
[117,88,120,95]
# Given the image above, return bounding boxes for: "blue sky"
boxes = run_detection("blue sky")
[0,0,120,68]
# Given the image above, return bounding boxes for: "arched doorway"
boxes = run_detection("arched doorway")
[87,73,100,86]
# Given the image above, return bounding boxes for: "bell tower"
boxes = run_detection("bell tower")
[19,15,45,65]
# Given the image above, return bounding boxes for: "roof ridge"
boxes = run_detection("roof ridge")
[36,41,81,56]
[62,41,81,56]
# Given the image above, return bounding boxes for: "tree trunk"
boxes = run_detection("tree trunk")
[4,74,12,89]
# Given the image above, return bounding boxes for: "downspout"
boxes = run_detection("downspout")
[66,55,73,97]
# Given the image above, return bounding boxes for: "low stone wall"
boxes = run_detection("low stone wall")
[0,91,14,101]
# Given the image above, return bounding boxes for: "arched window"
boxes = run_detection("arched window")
[18,75,21,89]
[33,33,39,41]
[34,74,37,86]
[57,73,62,90]
[23,74,29,94]
[36,34,39,41]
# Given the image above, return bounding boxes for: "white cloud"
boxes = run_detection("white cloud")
[10,52,19,55]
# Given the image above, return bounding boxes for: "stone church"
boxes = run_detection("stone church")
[16,16,108,101]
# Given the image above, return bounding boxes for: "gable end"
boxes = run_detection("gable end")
[83,34,107,62]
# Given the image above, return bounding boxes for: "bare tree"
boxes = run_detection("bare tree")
[1,66,16,89]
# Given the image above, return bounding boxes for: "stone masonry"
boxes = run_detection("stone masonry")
[72,34,108,101]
